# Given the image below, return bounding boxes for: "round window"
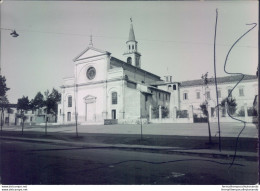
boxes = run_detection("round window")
[86,67,96,80]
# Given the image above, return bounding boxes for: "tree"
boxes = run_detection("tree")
[17,96,31,135]
[31,92,44,113]
[43,88,61,135]
[0,75,10,132]
[201,72,212,144]
[48,88,61,122]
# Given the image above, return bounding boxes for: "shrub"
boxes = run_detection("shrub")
[237,109,245,117]
[177,110,188,118]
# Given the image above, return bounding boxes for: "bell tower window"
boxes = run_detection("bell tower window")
[132,45,134,50]
[127,57,132,65]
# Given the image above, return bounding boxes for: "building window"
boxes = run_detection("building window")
[30,117,33,122]
[183,93,188,100]
[217,90,221,98]
[86,67,96,80]
[239,88,244,96]
[127,57,132,65]
[206,91,211,99]
[173,85,176,90]
[60,109,61,115]
[132,45,134,50]
[129,45,131,50]
[68,96,72,107]
[159,93,161,99]
[112,92,117,105]
[196,92,200,99]
[67,112,71,122]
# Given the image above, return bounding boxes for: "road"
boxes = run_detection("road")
[3,122,258,138]
[1,139,258,185]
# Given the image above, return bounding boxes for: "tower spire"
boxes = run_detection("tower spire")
[123,18,141,68]
[128,17,136,42]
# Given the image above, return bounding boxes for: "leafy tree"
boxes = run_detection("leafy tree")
[43,88,61,135]
[17,96,31,135]
[0,96,9,131]
[201,72,212,144]
[0,75,10,96]
[31,92,44,114]
[0,75,10,132]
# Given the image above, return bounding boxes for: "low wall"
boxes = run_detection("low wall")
[150,117,193,124]
[104,119,118,125]
[118,118,148,125]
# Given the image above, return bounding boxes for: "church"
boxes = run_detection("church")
[57,20,171,124]
[57,20,258,125]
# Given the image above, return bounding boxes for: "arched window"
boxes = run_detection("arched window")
[112,92,117,105]
[129,45,131,50]
[132,45,134,50]
[127,57,132,65]
[68,96,72,107]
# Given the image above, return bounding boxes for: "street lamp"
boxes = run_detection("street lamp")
[0,28,19,37]
[10,30,19,38]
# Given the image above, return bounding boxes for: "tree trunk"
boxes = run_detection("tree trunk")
[0,110,3,132]
[45,117,48,135]
[207,114,212,144]
[22,119,24,135]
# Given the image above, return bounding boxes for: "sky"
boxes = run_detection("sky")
[0,1,258,103]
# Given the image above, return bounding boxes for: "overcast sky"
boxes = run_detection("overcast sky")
[1,1,258,103]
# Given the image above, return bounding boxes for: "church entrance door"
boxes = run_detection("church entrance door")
[85,103,95,121]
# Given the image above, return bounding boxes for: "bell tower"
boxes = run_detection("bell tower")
[123,18,141,68]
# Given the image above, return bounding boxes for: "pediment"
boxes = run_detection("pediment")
[73,47,110,62]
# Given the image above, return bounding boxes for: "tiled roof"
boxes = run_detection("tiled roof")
[180,74,257,87]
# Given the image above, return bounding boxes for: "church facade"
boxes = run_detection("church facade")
[57,21,258,125]
[57,21,170,124]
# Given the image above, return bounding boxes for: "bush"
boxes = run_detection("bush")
[237,109,245,117]
[221,97,237,115]
[152,106,169,118]
[177,110,188,118]
[248,107,258,117]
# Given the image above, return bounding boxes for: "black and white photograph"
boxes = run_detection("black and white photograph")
[0,0,258,189]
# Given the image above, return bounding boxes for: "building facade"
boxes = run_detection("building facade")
[58,21,258,124]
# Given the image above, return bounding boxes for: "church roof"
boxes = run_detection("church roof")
[128,23,136,42]
[110,57,161,80]
[180,74,257,87]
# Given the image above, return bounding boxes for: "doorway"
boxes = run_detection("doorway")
[112,109,116,119]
